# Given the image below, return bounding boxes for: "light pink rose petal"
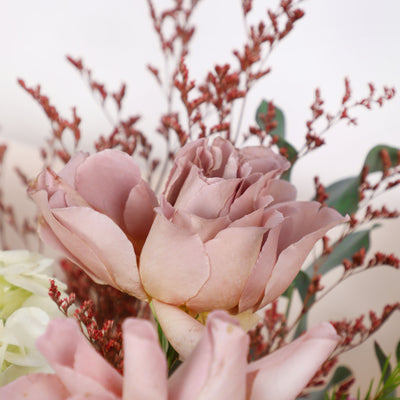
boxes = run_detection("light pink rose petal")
[75,150,142,227]
[169,311,248,400]
[122,319,168,400]
[0,373,69,400]
[31,190,112,285]
[187,226,267,312]
[174,165,241,218]
[123,179,158,242]
[238,146,290,177]
[52,207,146,298]
[152,300,205,360]
[173,209,231,242]
[229,174,275,221]
[37,318,122,398]
[266,179,297,205]
[140,213,210,304]
[238,224,282,312]
[248,322,339,400]
[58,152,89,187]
[260,202,348,307]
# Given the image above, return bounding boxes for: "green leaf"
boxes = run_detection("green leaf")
[363,144,400,174]
[293,314,307,339]
[305,227,378,277]
[324,176,360,215]
[293,270,311,302]
[374,341,392,383]
[330,366,353,387]
[396,340,400,364]
[255,100,285,138]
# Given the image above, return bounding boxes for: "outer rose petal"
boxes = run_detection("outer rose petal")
[37,318,122,398]
[0,373,69,400]
[247,322,339,400]
[259,202,348,307]
[122,319,168,400]
[169,311,248,400]
[140,212,210,304]
[75,150,142,228]
[51,207,146,298]
[187,226,267,311]
[152,300,205,360]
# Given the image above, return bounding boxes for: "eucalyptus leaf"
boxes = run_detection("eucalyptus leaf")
[396,340,400,364]
[374,341,392,383]
[293,314,307,339]
[305,226,378,277]
[324,176,360,215]
[363,144,400,174]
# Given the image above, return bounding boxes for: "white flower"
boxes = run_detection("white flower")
[0,250,68,385]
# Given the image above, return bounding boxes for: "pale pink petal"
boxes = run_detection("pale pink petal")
[266,179,297,205]
[169,311,248,400]
[37,318,122,398]
[238,225,281,312]
[248,322,339,400]
[0,373,69,399]
[172,209,230,242]
[58,152,89,187]
[31,190,112,285]
[140,213,210,304]
[238,146,290,177]
[152,300,204,360]
[123,180,158,243]
[187,226,267,312]
[75,150,142,227]
[52,207,146,298]
[174,165,240,218]
[260,203,347,306]
[229,174,274,221]
[122,319,168,400]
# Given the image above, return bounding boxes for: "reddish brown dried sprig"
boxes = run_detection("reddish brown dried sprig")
[18,79,81,164]
[60,259,150,326]
[49,271,150,374]
[248,301,288,361]
[300,79,396,157]
[314,176,329,206]
[331,302,400,355]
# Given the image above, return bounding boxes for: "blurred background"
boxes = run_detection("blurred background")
[1,0,399,394]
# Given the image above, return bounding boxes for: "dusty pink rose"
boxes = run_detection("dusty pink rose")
[140,138,347,356]
[0,311,339,400]
[28,149,158,299]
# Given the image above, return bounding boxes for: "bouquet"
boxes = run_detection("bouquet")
[0,1,399,399]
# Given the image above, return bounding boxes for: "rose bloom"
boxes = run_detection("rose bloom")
[0,311,339,400]
[139,138,347,356]
[29,140,346,357]
[28,150,157,299]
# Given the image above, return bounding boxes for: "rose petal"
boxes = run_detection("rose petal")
[140,213,210,304]
[260,202,348,307]
[123,180,158,246]
[122,319,167,400]
[0,373,69,399]
[169,311,248,400]
[187,226,267,312]
[37,318,122,398]
[152,300,205,360]
[52,207,146,298]
[75,150,142,228]
[174,165,240,218]
[248,322,339,400]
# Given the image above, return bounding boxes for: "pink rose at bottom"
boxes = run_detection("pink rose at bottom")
[0,311,339,400]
